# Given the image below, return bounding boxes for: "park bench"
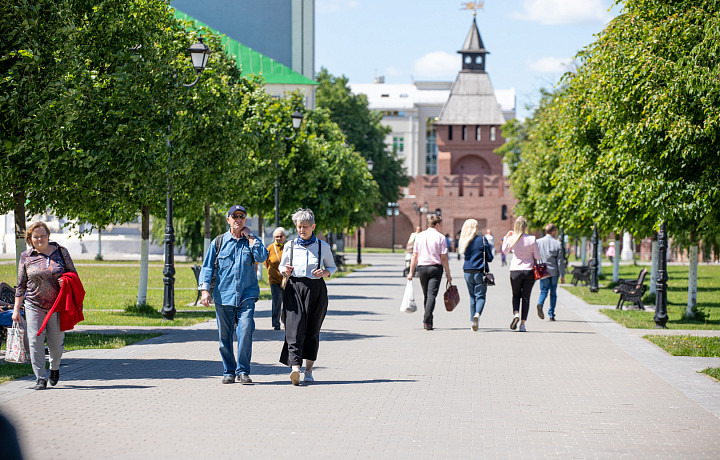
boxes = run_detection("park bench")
[191,264,202,306]
[0,282,16,345]
[334,253,346,272]
[570,259,594,286]
[613,268,648,310]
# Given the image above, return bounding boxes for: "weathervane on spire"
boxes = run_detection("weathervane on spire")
[460,1,484,16]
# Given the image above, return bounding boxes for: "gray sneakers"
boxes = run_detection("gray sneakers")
[304,370,314,384]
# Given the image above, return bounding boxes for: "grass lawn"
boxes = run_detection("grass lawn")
[0,332,160,383]
[0,259,368,326]
[703,368,720,381]
[564,264,720,329]
[643,335,720,357]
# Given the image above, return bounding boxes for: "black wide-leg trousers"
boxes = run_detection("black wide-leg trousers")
[280,277,328,366]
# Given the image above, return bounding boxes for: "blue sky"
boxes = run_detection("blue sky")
[316,0,622,119]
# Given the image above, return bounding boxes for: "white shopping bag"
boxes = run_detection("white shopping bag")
[400,280,417,313]
[4,323,29,363]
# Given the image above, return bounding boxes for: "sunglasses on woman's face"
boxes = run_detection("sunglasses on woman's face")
[231,214,247,220]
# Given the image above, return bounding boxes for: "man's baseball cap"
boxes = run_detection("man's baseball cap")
[227,205,247,217]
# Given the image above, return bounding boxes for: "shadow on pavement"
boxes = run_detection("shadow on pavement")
[329,295,389,301]
[59,384,155,390]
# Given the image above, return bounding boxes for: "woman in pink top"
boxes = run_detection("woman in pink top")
[501,216,540,332]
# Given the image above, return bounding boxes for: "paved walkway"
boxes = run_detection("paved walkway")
[2,253,720,459]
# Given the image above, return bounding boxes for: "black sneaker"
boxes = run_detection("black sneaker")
[49,369,60,386]
[510,315,520,330]
[222,375,235,384]
[549,316,556,322]
[34,378,47,390]
[536,304,545,320]
[238,373,253,384]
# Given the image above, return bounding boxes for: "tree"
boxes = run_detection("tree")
[315,68,408,216]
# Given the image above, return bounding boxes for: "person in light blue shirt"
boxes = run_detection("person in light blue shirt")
[536,223,565,321]
[278,208,336,385]
[199,205,268,385]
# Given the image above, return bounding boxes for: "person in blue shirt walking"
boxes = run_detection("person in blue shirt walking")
[458,219,494,331]
[199,205,269,385]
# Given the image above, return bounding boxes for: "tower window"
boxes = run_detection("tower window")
[448,125,453,140]
[465,56,471,64]
[475,56,483,64]
[490,126,496,141]
[462,125,467,141]
[476,126,481,141]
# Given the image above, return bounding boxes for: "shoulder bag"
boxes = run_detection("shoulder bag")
[533,259,551,281]
[482,237,495,286]
[443,281,460,312]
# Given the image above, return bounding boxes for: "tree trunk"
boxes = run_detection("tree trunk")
[13,191,26,275]
[650,238,658,295]
[580,236,587,265]
[137,206,150,306]
[596,239,603,276]
[687,244,698,318]
[612,238,620,283]
[203,203,211,259]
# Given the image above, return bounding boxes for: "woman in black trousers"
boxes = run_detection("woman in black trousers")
[279,209,337,385]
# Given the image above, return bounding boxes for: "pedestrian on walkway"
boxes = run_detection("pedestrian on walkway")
[501,216,540,332]
[407,214,452,330]
[404,227,421,277]
[458,219,494,331]
[264,227,287,330]
[279,208,337,385]
[13,222,77,390]
[199,205,269,385]
[485,229,495,256]
[536,223,565,321]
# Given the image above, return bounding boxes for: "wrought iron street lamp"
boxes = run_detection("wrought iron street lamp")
[273,108,304,228]
[654,222,669,328]
[589,223,599,293]
[412,201,429,230]
[357,159,374,264]
[162,38,211,321]
[387,202,399,252]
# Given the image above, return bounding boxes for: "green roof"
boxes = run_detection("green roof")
[174,10,317,86]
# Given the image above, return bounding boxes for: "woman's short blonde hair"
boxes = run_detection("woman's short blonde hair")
[457,219,479,254]
[25,222,50,247]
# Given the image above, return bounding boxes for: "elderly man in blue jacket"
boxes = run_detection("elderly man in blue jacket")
[199,205,269,384]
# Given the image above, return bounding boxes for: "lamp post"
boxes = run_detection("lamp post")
[412,201,429,230]
[654,222,669,328]
[589,223,599,293]
[162,38,211,321]
[357,159,374,264]
[387,202,399,252]
[274,108,304,228]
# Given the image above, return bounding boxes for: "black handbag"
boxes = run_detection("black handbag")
[482,238,495,286]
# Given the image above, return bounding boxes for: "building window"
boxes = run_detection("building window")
[462,125,467,141]
[393,136,404,153]
[490,126,496,141]
[476,126,481,141]
[448,125,453,140]
[426,122,437,175]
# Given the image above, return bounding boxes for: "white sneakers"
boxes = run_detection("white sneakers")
[304,370,314,384]
[290,369,315,385]
[290,370,301,386]
[519,324,527,332]
[471,313,479,331]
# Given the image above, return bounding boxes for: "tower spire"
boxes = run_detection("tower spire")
[458,16,488,72]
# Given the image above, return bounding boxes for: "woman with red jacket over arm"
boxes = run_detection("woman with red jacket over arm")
[12,222,77,390]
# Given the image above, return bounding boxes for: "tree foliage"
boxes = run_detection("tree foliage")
[315,68,408,216]
[502,0,720,239]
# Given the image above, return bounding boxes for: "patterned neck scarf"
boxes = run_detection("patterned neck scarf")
[296,234,317,247]
[274,241,284,248]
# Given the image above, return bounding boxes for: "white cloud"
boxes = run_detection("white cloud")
[316,0,359,13]
[513,0,610,25]
[527,56,573,73]
[412,51,459,79]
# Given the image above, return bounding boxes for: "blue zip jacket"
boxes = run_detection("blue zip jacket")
[198,231,269,307]
[463,235,494,272]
